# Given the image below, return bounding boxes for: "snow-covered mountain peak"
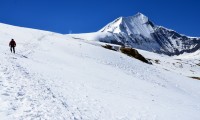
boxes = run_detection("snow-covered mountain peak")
[96,13,200,55]
[100,13,155,39]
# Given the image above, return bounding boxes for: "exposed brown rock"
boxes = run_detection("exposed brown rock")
[191,77,200,80]
[120,47,150,64]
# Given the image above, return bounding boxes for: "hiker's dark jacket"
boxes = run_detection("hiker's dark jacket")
[9,40,16,47]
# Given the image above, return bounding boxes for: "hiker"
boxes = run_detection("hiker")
[9,39,16,54]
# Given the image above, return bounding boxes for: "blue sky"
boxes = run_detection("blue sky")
[0,0,199,36]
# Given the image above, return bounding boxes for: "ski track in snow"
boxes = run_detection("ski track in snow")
[0,35,108,120]
[0,39,155,120]
[0,43,71,119]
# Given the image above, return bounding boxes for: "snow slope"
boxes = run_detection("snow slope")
[1,23,200,120]
[138,49,200,77]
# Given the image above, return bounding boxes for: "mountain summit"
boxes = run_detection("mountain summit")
[100,13,154,39]
[98,13,200,55]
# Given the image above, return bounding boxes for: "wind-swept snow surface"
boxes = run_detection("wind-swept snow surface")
[0,23,200,120]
